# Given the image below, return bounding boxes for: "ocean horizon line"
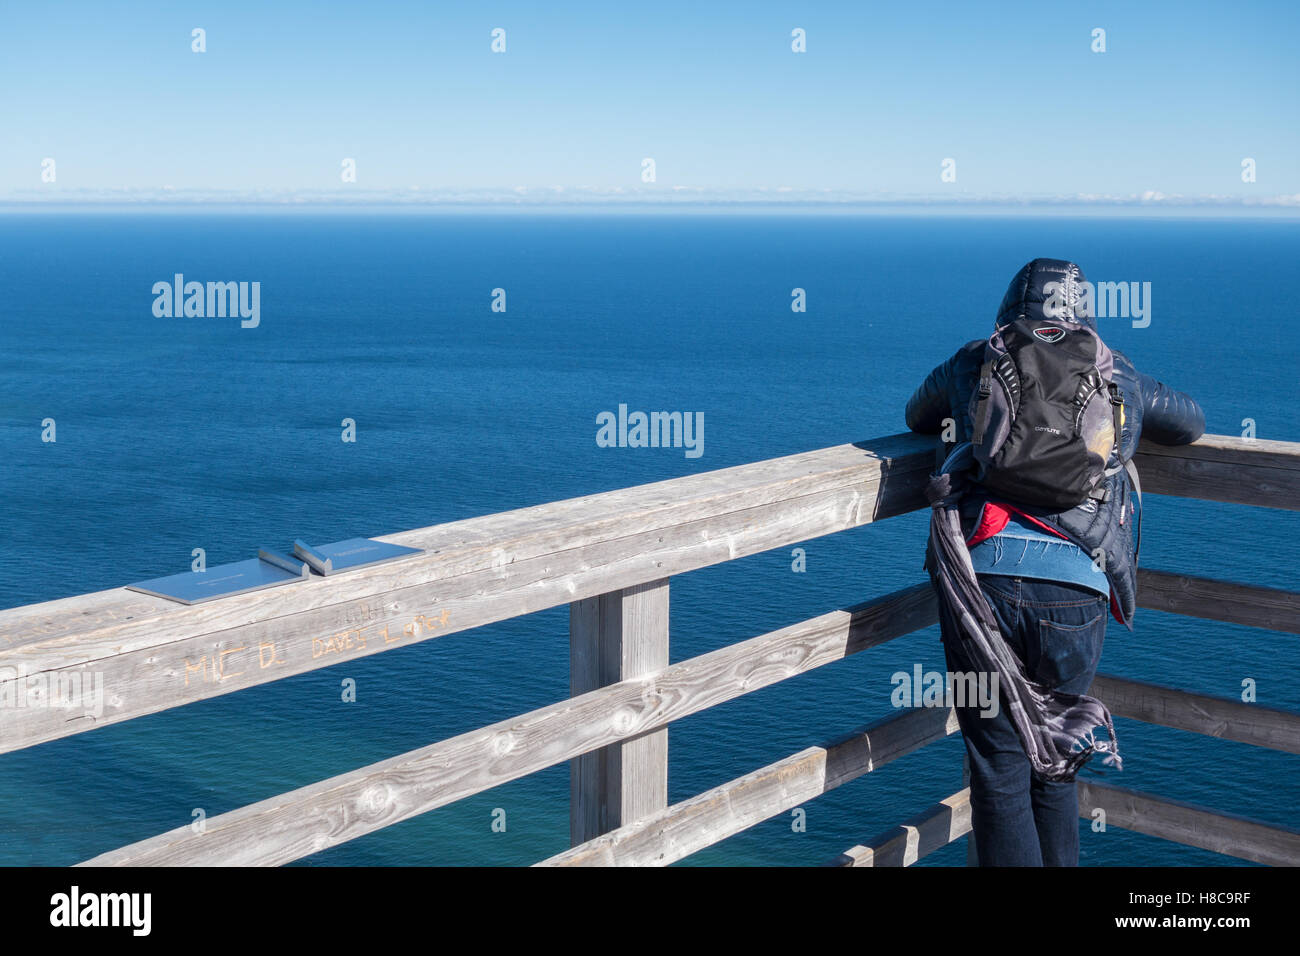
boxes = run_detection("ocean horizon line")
[6,197,1300,220]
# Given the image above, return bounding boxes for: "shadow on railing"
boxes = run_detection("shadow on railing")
[1,431,1297,866]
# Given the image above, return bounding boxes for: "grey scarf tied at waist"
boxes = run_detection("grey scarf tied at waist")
[926,443,1122,782]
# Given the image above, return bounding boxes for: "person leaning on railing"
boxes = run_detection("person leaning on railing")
[903,258,1205,866]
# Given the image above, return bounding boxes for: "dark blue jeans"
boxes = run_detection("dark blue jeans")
[934,574,1109,867]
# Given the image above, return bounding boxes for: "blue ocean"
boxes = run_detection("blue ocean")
[1,211,1296,866]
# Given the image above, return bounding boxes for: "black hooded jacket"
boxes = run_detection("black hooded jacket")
[905,258,1206,629]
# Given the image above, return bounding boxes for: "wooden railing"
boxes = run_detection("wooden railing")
[1,432,1296,866]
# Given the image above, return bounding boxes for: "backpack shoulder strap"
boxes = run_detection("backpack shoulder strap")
[970,359,995,444]
[1123,458,1141,506]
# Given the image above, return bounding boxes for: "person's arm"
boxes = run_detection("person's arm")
[905,353,957,434]
[1138,372,1205,445]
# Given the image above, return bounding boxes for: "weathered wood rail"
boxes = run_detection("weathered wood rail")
[0,431,1296,866]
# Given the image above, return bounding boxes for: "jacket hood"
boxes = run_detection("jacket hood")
[995,258,1096,332]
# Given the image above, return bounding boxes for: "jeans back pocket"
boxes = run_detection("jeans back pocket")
[1036,612,1106,693]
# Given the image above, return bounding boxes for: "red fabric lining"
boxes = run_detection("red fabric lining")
[965,502,1010,547]
[965,501,1071,547]
[965,499,1123,625]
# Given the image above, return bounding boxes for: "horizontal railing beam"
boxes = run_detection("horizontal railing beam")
[541,706,960,867]
[830,788,971,867]
[1092,673,1300,753]
[831,778,1300,868]
[1078,781,1300,866]
[1135,570,1300,635]
[1,433,935,754]
[1134,433,1300,511]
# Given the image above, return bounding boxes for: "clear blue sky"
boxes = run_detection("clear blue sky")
[2,0,1297,201]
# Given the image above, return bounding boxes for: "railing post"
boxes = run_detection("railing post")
[569,578,670,845]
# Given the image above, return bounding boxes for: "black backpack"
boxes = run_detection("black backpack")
[968,318,1124,510]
